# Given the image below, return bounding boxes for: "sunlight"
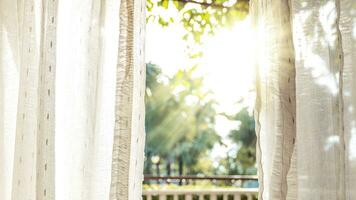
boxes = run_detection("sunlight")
[146,18,255,162]
[144,0,257,191]
[349,126,356,160]
[146,18,255,114]
[200,18,254,115]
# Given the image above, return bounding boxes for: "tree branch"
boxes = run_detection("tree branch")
[173,0,229,9]
[165,0,248,10]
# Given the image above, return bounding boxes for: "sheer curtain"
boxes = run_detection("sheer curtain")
[252,0,356,199]
[0,0,145,199]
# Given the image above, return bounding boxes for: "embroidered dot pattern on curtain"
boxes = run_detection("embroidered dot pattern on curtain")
[252,0,356,199]
[0,0,145,199]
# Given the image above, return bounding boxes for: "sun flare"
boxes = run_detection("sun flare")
[146,18,255,160]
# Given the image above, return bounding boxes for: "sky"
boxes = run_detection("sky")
[145,16,255,162]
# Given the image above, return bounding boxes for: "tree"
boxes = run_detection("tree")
[145,0,255,178]
[221,107,256,175]
[144,63,221,176]
[147,0,249,43]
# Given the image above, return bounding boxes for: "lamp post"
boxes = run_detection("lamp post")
[151,155,161,183]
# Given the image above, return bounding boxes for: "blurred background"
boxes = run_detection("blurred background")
[144,0,257,198]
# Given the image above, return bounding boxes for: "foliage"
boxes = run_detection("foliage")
[147,0,249,43]
[145,64,257,176]
[145,0,257,177]
[145,63,221,175]
[223,107,256,174]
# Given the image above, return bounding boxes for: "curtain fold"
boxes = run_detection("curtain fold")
[109,0,146,199]
[251,0,296,199]
[253,0,356,199]
[0,0,145,199]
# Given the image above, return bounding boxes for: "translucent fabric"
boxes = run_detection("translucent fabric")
[252,0,356,199]
[0,0,146,200]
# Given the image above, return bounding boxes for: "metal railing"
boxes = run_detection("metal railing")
[143,175,258,200]
[144,175,258,185]
[143,188,258,200]
[144,175,258,182]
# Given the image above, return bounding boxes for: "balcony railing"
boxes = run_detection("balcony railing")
[143,175,258,200]
[144,175,258,186]
[143,188,258,200]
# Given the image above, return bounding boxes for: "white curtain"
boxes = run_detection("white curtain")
[0,0,146,199]
[252,0,356,199]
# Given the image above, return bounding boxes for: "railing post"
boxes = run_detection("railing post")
[142,188,258,200]
[210,194,217,200]
[186,194,192,200]
[233,194,241,200]
[223,194,228,200]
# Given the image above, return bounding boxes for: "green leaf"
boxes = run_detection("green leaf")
[158,17,169,26]
[173,1,179,8]
[162,0,169,9]
[148,0,250,44]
